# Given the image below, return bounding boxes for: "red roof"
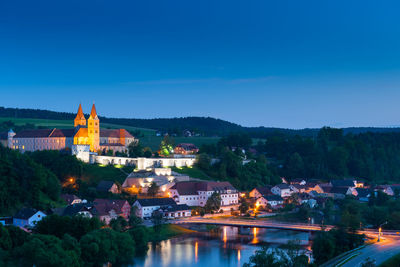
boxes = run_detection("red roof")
[100,129,134,138]
[93,199,129,216]
[14,128,75,138]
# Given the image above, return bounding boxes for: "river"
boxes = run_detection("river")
[132,226,312,267]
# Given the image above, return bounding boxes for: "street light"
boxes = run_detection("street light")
[378,221,388,242]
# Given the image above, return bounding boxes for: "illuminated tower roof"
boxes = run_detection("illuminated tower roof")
[89,103,98,119]
[74,104,86,127]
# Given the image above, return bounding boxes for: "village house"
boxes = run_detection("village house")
[174,143,199,155]
[133,198,177,219]
[322,186,356,199]
[160,204,192,219]
[249,186,272,199]
[13,208,46,228]
[255,195,284,209]
[355,188,372,202]
[330,179,356,188]
[96,180,121,194]
[271,183,293,198]
[289,179,307,185]
[169,181,239,208]
[93,199,131,224]
[289,184,307,194]
[53,203,94,218]
[60,194,82,205]
[296,193,317,208]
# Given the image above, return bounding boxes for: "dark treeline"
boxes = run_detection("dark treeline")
[2,106,400,137]
[257,127,400,183]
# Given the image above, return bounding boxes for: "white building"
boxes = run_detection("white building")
[133,198,177,219]
[13,208,46,228]
[169,181,239,208]
[271,184,293,198]
[255,195,284,208]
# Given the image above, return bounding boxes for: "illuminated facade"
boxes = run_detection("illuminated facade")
[6,104,137,154]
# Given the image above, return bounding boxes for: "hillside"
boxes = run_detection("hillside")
[2,106,400,138]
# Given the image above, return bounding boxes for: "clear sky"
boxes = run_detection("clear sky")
[1,0,400,128]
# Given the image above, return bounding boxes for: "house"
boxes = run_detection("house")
[169,181,239,208]
[13,208,46,228]
[255,195,284,209]
[174,143,199,155]
[324,187,355,199]
[96,180,120,194]
[93,199,131,224]
[53,203,94,218]
[160,204,192,219]
[271,184,293,198]
[356,188,372,202]
[61,194,82,205]
[289,184,307,193]
[133,198,177,219]
[296,193,317,208]
[290,179,307,185]
[249,186,272,199]
[330,179,356,188]
[0,217,13,226]
[304,183,324,194]
[375,185,394,196]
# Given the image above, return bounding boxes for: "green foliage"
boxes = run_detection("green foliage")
[109,216,128,232]
[34,214,103,240]
[79,228,135,266]
[312,228,364,265]
[147,181,159,197]
[159,135,174,156]
[0,146,61,215]
[205,192,222,213]
[380,253,400,267]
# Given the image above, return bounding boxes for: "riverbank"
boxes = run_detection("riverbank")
[147,224,196,242]
[379,252,400,267]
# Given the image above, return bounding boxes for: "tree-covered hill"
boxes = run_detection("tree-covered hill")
[2,106,400,137]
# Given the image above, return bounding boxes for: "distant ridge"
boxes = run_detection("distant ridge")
[1,106,400,137]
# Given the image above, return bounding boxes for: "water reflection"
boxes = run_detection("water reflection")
[132,226,311,267]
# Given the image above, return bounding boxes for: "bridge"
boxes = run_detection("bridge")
[173,217,400,237]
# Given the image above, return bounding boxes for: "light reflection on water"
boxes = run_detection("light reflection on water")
[132,227,311,267]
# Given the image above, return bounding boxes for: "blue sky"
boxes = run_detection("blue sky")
[1,0,400,128]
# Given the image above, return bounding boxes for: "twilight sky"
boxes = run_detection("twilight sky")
[1,0,400,128]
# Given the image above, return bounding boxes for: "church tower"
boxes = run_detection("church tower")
[74,104,86,127]
[87,103,100,152]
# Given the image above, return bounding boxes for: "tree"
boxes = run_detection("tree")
[239,198,250,215]
[285,153,305,178]
[128,142,144,157]
[110,216,128,232]
[205,192,222,213]
[159,135,174,156]
[129,206,143,227]
[196,153,212,170]
[312,232,335,265]
[151,210,165,237]
[147,181,159,197]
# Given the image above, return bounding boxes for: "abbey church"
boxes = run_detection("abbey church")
[5,104,136,154]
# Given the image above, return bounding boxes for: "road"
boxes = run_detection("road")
[324,236,400,267]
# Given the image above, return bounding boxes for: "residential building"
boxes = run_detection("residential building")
[256,195,284,209]
[290,179,307,185]
[93,199,131,224]
[96,180,121,194]
[296,193,317,208]
[53,203,94,218]
[174,143,199,155]
[133,198,177,219]
[375,185,394,196]
[160,204,192,219]
[355,188,372,202]
[249,186,272,199]
[13,208,46,228]
[60,194,82,205]
[330,179,356,188]
[271,183,293,198]
[169,181,239,207]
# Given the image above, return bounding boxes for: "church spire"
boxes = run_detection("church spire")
[74,103,86,127]
[90,103,98,119]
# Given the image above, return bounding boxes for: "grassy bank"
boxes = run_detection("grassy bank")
[171,166,212,180]
[81,163,133,185]
[380,252,400,267]
[147,224,196,242]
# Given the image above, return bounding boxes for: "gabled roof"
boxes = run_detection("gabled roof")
[170,182,199,195]
[74,127,88,138]
[93,199,129,215]
[136,198,176,207]
[100,129,134,138]
[60,194,81,204]
[356,188,371,198]
[170,181,237,195]
[96,180,116,192]
[14,128,75,138]
[161,204,190,212]
[254,186,273,196]
[14,208,44,220]
[59,203,94,216]
[264,195,283,201]
[329,187,350,195]
[331,179,355,187]
[273,183,291,190]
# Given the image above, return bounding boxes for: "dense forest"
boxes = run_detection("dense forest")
[2,106,400,137]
